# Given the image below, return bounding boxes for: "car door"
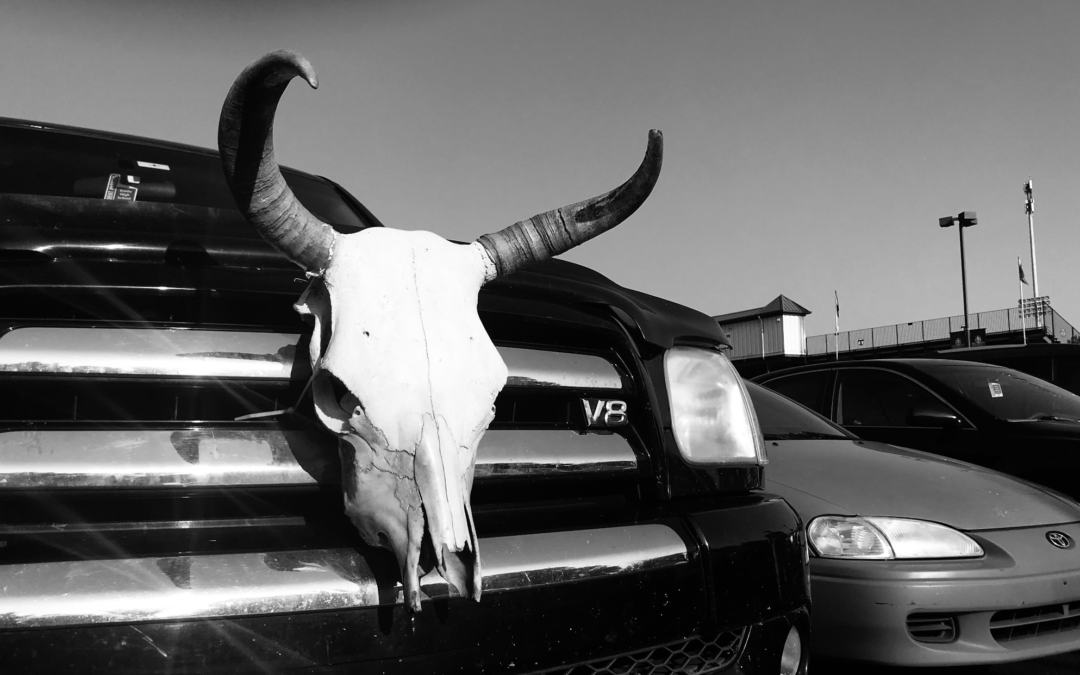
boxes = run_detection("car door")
[833,368,984,464]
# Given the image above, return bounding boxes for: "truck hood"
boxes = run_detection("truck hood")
[763,438,1080,531]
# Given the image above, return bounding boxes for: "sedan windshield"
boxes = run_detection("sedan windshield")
[746,382,852,440]
[930,364,1080,422]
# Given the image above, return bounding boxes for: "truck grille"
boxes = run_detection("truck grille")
[990,600,1080,643]
[533,628,746,675]
[0,314,668,653]
[0,327,625,425]
[0,327,639,489]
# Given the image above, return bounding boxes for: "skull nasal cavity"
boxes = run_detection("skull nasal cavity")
[324,372,358,412]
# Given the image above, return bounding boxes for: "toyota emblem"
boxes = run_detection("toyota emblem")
[1046,531,1074,549]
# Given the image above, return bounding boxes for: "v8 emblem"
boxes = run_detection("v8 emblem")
[582,399,628,427]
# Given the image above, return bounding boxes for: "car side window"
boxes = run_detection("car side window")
[837,370,957,427]
[1053,358,1080,397]
[764,371,831,416]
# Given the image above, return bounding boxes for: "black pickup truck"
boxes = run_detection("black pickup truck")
[0,117,810,674]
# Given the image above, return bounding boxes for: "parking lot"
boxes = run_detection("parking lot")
[821,651,1080,674]
[10,3,1080,674]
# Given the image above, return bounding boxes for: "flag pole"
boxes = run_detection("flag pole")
[1019,256,1027,346]
[834,290,840,360]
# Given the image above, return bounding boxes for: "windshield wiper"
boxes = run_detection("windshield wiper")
[1019,415,1080,424]
[764,431,848,440]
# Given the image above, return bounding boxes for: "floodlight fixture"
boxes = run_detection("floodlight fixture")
[938,211,978,347]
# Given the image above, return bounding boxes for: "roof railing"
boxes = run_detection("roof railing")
[806,306,1079,357]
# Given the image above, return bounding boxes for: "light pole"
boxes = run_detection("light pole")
[1023,180,1041,327]
[939,211,978,348]
[1023,181,1038,297]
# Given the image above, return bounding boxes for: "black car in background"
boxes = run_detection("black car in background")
[0,117,809,674]
[753,358,1080,498]
[933,343,1080,396]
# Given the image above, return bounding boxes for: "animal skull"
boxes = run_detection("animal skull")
[218,50,662,612]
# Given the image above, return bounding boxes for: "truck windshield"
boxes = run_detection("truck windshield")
[0,124,375,230]
[930,364,1080,423]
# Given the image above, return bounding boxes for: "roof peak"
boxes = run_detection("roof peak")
[712,294,811,324]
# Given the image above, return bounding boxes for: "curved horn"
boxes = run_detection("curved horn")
[476,130,662,279]
[218,50,336,274]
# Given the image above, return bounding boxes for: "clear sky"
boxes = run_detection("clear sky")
[4,0,1080,339]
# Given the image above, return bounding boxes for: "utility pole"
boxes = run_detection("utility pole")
[1024,180,1040,326]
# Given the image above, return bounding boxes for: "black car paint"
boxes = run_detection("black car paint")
[932,343,1080,397]
[753,359,1080,496]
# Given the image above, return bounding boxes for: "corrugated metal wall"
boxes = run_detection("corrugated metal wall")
[721,317,786,360]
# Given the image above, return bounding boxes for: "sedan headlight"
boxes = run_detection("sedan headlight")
[808,516,983,560]
[664,347,764,465]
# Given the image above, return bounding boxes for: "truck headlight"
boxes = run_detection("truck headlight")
[664,347,764,466]
[808,516,983,559]
[779,626,802,675]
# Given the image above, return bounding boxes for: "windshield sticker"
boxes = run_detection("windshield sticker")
[989,382,1004,398]
[136,160,170,171]
[103,173,139,201]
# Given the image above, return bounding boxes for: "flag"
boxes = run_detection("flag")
[1019,258,1029,285]
[834,290,840,333]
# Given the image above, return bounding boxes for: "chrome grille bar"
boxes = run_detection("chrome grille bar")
[475,430,637,478]
[0,516,307,536]
[0,524,687,628]
[500,346,623,389]
[0,327,298,378]
[0,328,624,388]
[0,429,637,488]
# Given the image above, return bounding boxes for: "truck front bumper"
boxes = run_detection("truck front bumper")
[0,495,810,674]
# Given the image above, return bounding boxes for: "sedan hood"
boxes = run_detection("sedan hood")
[763,439,1080,531]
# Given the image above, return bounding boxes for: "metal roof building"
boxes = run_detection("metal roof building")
[717,293,1080,380]
[712,295,811,361]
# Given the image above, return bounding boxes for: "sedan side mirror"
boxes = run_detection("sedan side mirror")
[908,407,963,429]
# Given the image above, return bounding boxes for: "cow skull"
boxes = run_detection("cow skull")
[218,50,662,612]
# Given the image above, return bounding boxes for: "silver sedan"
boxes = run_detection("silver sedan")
[747,382,1080,667]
